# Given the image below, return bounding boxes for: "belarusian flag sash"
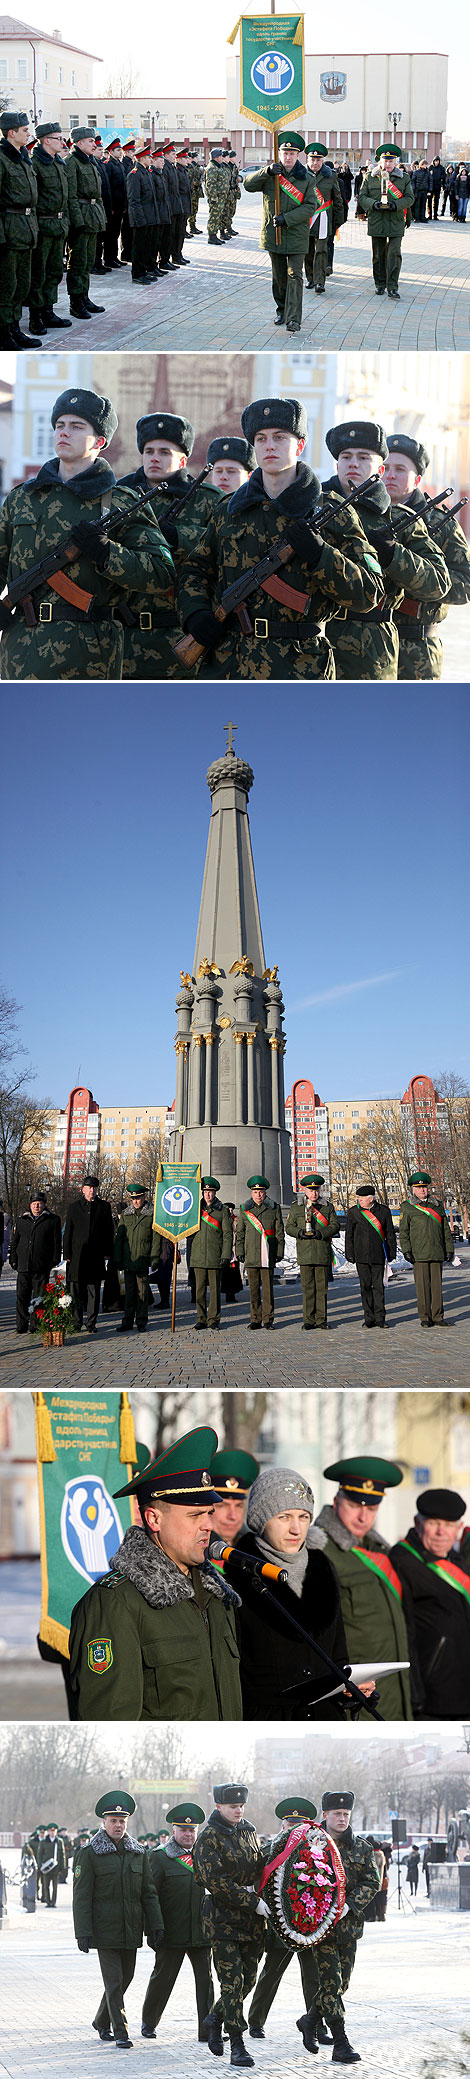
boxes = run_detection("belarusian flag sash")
[202,1210,220,1228]
[278,171,306,207]
[310,183,331,238]
[399,1540,470,1609]
[388,180,404,199]
[405,1199,443,1228]
[357,1204,388,1256]
[351,1544,403,1603]
[311,1206,329,1231]
[246,1208,274,1267]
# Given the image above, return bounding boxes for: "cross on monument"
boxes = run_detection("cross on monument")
[224,719,237,754]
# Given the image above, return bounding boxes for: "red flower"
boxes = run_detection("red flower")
[46,1283,54,1294]
[36,1309,44,1320]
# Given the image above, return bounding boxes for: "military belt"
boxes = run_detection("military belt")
[398,620,438,643]
[136,609,174,632]
[241,618,323,643]
[35,599,119,626]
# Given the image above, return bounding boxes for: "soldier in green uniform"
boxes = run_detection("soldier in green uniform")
[304,142,344,293]
[235,1175,285,1330]
[29,123,72,335]
[210,1450,259,1545]
[384,433,470,679]
[322,419,450,679]
[299,1791,379,2059]
[118,409,221,678]
[244,130,319,333]
[114,1181,162,1334]
[207,435,254,496]
[314,1456,415,1720]
[187,154,204,234]
[189,1177,233,1330]
[68,1427,243,1722]
[359,145,414,298]
[224,150,242,237]
[73,1787,161,2049]
[0,384,174,683]
[0,110,42,350]
[399,1170,454,1327]
[141,1801,213,2040]
[286,1171,340,1329]
[65,126,107,318]
[205,150,231,244]
[179,396,382,681]
[192,1782,268,2069]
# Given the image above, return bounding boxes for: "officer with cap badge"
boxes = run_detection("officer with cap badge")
[244,132,320,332]
[0,110,42,350]
[235,1176,285,1330]
[298,1791,379,2062]
[73,1787,161,2049]
[390,1487,470,1716]
[304,143,344,293]
[315,1456,415,1718]
[189,1178,233,1331]
[399,1172,454,1327]
[68,1426,243,1721]
[210,1450,259,1545]
[113,1181,161,1334]
[207,436,255,496]
[141,1800,212,2041]
[192,1781,269,2069]
[384,433,470,680]
[345,1182,397,1328]
[286,1173,340,1329]
[247,1797,322,2040]
[358,146,414,297]
[29,122,72,336]
[0,386,174,683]
[118,410,220,679]
[65,127,107,318]
[180,395,380,681]
[322,419,449,678]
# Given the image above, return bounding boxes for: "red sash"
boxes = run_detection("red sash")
[278,172,306,207]
[357,1204,386,1244]
[202,1210,220,1228]
[351,1545,403,1604]
[405,1198,443,1228]
[399,1540,470,1609]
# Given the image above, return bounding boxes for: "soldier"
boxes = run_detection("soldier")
[390,1488,470,1718]
[65,127,107,318]
[299,1791,380,2060]
[127,144,160,284]
[244,130,319,333]
[286,1171,340,1329]
[10,1190,62,1336]
[118,409,219,678]
[235,1174,285,1330]
[384,433,470,679]
[179,396,382,681]
[399,1170,454,1328]
[29,122,71,334]
[39,1823,63,1907]
[223,150,242,238]
[247,1796,320,2039]
[192,1781,268,2069]
[174,149,192,263]
[0,384,174,683]
[359,145,414,298]
[210,1449,259,1545]
[322,419,450,678]
[0,110,43,350]
[68,1427,243,1721]
[314,1455,415,1719]
[120,139,136,262]
[162,144,182,265]
[205,148,231,244]
[141,1801,213,2041]
[304,142,344,293]
[187,153,205,235]
[104,139,127,268]
[113,1181,161,1334]
[189,1176,233,1330]
[73,1788,161,2049]
[63,1172,115,1334]
[207,435,254,495]
[345,1181,397,1328]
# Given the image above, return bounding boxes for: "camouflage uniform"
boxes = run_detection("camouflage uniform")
[359,164,414,292]
[321,473,450,680]
[305,166,344,289]
[192,1808,267,2034]
[315,1829,380,2020]
[205,159,230,239]
[0,138,38,331]
[188,161,204,232]
[0,459,174,682]
[395,485,470,680]
[117,465,223,678]
[248,1921,345,2031]
[223,161,242,236]
[179,463,382,681]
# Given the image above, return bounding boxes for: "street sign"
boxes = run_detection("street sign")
[414,1468,431,1484]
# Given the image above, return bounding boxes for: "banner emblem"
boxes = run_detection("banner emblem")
[87,1638,113,1675]
[320,71,347,101]
[251,51,294,93]
[60,1476,123,1584]
[161,1184,194,1217]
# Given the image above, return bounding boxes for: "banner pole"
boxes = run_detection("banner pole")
[171,1239,178,1334]
[273,126,281,246]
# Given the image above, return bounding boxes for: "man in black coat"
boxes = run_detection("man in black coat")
[345,1182,397,1328]
[427,157,444,219]
[390,1486,470,1718]
[162,145,181,265]
[150,149,173,269]
[173,150,192,264]
[127,146,159,284]
[92,140,113,274]
[104,141,127,268]
[10,1191,62,1334]
[63,1173,114,1332]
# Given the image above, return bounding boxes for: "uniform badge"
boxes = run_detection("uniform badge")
[226,1478,240,1490]
[87,1637,113,1674]
[202,1470,211,1487]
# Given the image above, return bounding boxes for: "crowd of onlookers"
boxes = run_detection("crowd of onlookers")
[353,155,470,223]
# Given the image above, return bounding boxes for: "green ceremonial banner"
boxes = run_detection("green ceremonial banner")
[153,1162,202,1242]
[34,1392,138,1656]
[235,15,305,132]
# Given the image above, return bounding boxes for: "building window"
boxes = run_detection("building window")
[0,61,7,80]
[17,58,27,78]
[87,114,97,125]
[72,69,75,86]
[58,65,63,83]
[32,412,53,462]
[44,61,49,80]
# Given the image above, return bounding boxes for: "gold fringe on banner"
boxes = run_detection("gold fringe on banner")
[34,1393,57,1462]
[227,15,241,43]
[120,1391,137,1464]
[293,16,304,45]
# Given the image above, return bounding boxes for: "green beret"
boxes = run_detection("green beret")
[202,1176,220,1190]
[417,1488,465,1521]
[241,398,307,444]
[326,420,387,462]
[210,1448,259,1495]
[300,1173,324,1188]
[375,144,400,160]
[247,1174,269,1189]
[278,130,305,150]
[275,1797,318,1822]
[213,1783,248,1803]
[166,1802,205,1824]
[95,1790,136,1817]
[306,141,327,156]
[324,1455,403,1503]
[114,1424,220,1504]
[322,1792,354,1812]
[136,412,194,457]
[51,389,118,446]
[73,127,96,143]
[408,1171,432,1187]
[207,436,255,471]
[0,111,28,133]
[36,122,62,139]
[385,433,430,476]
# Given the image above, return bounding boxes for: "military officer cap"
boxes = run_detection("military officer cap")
[408,1170,432,1187]
[213,1783,248,1803]
[73,127,96,143]
[122,140,135,153]
[375,144,399,160]
[35,121,62,138]
[326,420,388,461]
[207,436,255,471]
[95,1790,136,1817]
[127,1181,146,1196]
[107,138,122,151]
[241,397,307,444]
[136,145,151,159]
[306,141,328,156]
[51,390,118,446]
[114,1424,220,1505]
[300,1172,324,1188]
[0,110,28,131]
[322,1791,354,1812]
[417,1487,465,1520]
[275,1796,318,1822]
[278,130,305,150]
[386,432,430,476]
[210,1448,259,1495]
[356,1182,376,1197]
[136,411,194,457]
[166,1801,205,1823]
[324,1454,403,1504]
[247,1173,269,1189]
[202,1175,220,1190]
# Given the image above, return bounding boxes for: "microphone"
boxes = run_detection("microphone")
[208,1534,288,1584]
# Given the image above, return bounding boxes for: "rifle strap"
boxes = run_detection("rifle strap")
[261,571,310,611]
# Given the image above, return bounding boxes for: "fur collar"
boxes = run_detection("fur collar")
[91,1828,143,1856]
[109,1526,240,1610]
[315,1502,389,1555]
[31,457,116,500]
[227,460,321,522]
[322,471,390,518]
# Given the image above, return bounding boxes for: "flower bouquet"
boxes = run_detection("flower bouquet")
[258,1821,346,1948]
[30,1279,74,1348]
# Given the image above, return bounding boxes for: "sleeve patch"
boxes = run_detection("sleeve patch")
[87,1637,113,1674]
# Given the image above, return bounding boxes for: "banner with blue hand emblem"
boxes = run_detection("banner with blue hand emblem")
[229,15,305,131]
[153,1161,201,1242]
[34,1392,140,1656]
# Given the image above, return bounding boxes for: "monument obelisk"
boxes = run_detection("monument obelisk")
[170,726,292,1207]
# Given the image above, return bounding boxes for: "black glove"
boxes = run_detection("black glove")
[149,1929,165,1950]
[0,599,12,629]
[287,519,325,570]
[158,515,179,548]
[273,212,287,227]
[372,529,396,569]
[266,162,277,176]
[77,1938,90,1953]
[70,521,110,570]
[185,607,222,649]
[386,197,397,211]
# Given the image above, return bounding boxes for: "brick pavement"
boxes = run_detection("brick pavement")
[38,195,470,352]
[1,1257,469,1390]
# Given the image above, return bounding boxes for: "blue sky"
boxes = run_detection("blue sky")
[2,683,469,1111]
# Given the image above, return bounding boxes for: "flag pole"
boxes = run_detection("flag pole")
[270,0,282,246]
[171,1242,178,1333]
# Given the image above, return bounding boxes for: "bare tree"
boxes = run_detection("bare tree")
[431,1070,470,1232]
[221,1393,269,1452]
[329,1137,357,1210]
[103,60,141,96]
[352,1104,410,1206]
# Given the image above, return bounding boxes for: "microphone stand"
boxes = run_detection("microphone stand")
[229,1571,384,1721]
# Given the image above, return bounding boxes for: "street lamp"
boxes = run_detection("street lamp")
[388,109,402,147]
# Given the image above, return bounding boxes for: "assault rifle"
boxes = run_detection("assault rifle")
[3,464,210,629]
[174,472,379,669]
[387,485,454,541]
[424,492,469,537]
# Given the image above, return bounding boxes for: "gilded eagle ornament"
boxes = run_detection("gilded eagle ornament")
[197,957,222,978]
[229,955,255,976]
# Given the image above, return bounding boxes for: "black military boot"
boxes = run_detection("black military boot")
[331,2022,361,2063]
[42,305,72,328]
[11,322,42,348]
[296,2012,319,2054]
[203,2011,224,2057]
[83,295,105,313]
[28,311,48,334]
[248,2026,265,2038]
[69,297,92,318]
[317,2019,333,2044]
[141,2023,156,2037]
[229,2033,254,2068]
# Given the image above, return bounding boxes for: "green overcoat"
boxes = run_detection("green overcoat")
[190,1198,233,1269]
[68,1528,242,1721]
[286,1199,340,1265]
[66,147,106,233]
[31,144,69,237]
[114,1204,161,1274]
[0,139,38,248]
[315,1504,413,1719]
[148,1840,208,1947]
[399,1197,453,1264]
[359,166,414,237]
[244,163,319,254]
[236,1196,285,1269]
[73,1829,160,1948]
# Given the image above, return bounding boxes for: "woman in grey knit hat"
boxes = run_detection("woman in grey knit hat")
[225,1466,349,1719]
